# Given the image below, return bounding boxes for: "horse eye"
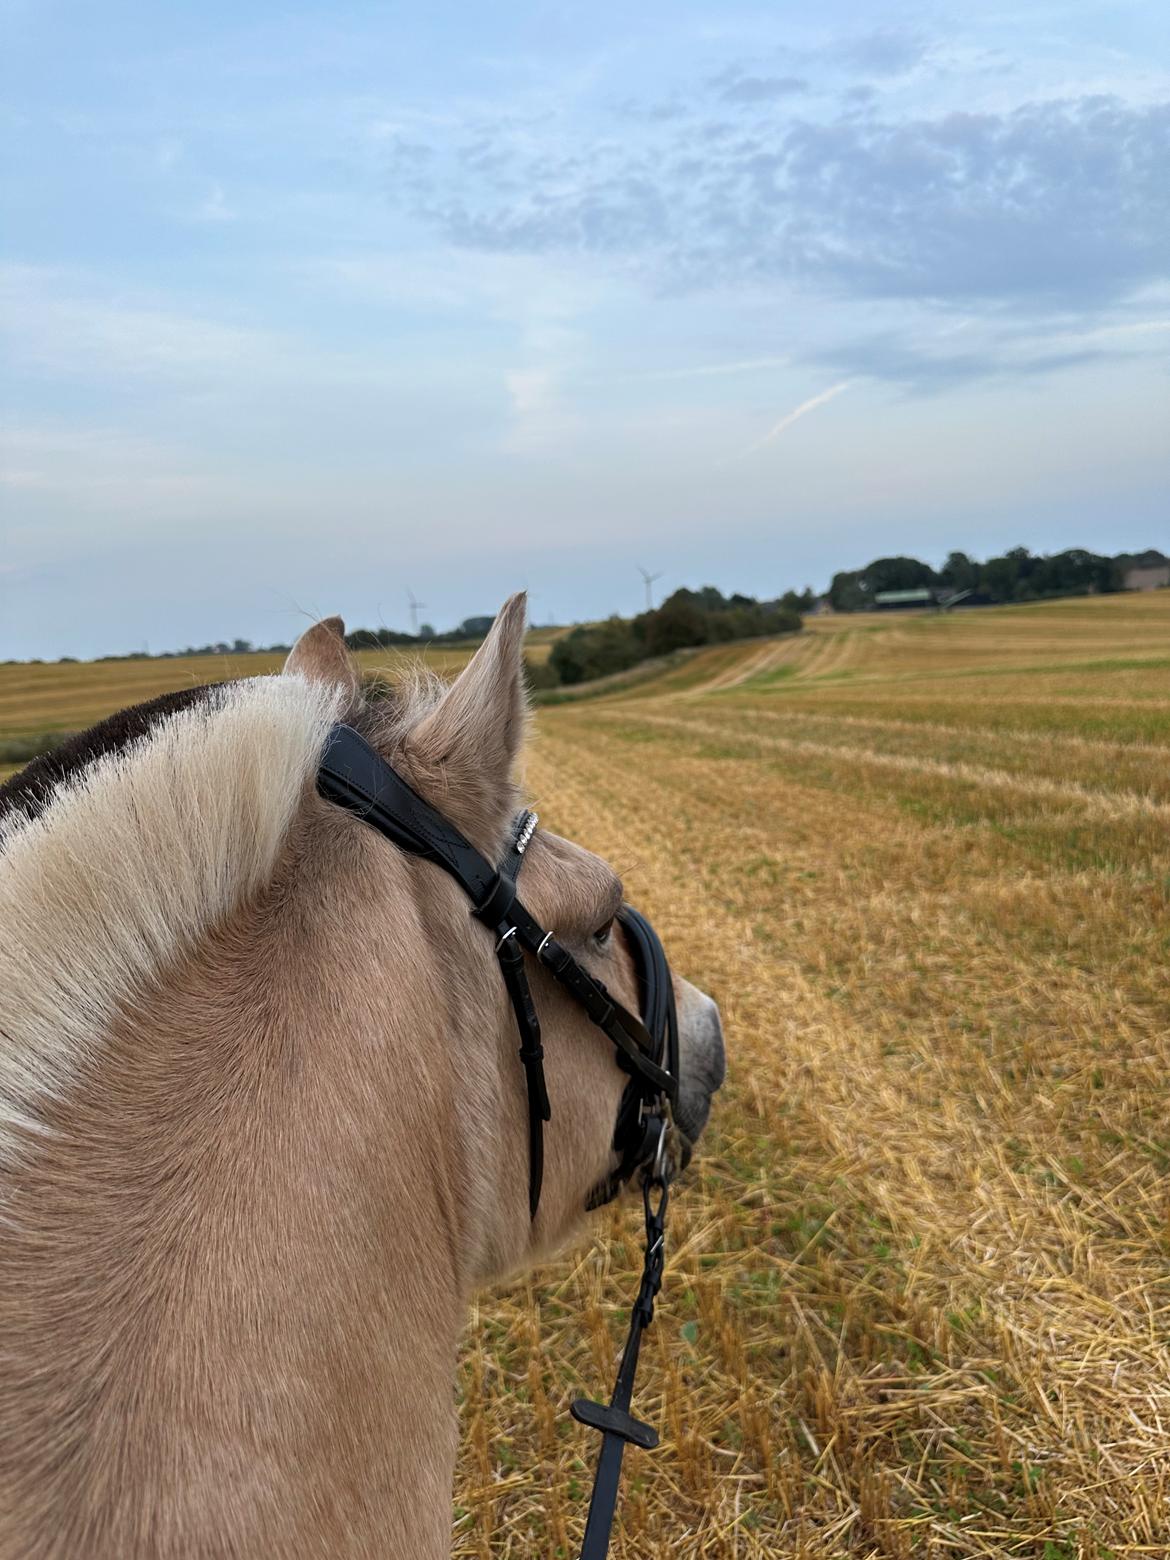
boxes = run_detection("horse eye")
[593,917,615,947]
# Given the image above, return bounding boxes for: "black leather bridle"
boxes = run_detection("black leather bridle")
[316,724,683,1559]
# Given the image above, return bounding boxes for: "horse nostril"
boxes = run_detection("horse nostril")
[703,1002,727,1093]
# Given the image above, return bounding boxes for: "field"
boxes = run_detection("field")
[4,593,1170,1556]
[0,636,566,753]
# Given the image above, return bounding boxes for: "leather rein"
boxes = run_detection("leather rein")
[316,724,682,1560]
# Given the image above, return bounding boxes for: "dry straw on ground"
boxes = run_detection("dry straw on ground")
[456,594,1170,1559]
[3,593,1168,1556]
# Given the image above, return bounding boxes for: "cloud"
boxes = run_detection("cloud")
[710,68,809,105]
[387,95,1170,316]
[0,265,278,381]
[828,29,928,78]
[805,303,1170,391]
[736,380,853,457]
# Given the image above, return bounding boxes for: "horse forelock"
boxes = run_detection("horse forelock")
[0,673,344,1169]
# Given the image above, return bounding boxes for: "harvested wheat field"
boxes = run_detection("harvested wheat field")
[457,593,1170,1559]
[5,592,1170,1557]
[0,640,563,742]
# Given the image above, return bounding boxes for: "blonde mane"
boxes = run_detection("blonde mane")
[0,674,342,1167]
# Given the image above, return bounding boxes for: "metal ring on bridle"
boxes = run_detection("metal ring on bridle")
[495,925,519,953]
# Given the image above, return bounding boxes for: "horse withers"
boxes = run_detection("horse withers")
[0,595,725,1558]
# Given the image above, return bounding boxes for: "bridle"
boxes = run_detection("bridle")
[316,724,683,1560]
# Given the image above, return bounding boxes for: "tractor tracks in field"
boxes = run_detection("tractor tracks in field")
[588,706,1170,825]
[681,626,864,696]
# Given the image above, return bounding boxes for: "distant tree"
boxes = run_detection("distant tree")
[939,551,977,592]
[231,639,253,654]
[862,557,937,595]
[344,626,415,649]
[829,570,867,612]
[980,549,1029,601]
[418,622,436,639]
[456,615,495,638]
[642,592,710,655]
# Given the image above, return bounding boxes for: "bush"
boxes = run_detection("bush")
[642,595,710,655]
[549,617,642,685]
[545,588,802,688]
[522,656,561,691]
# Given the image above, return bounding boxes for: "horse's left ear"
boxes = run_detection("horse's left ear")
[283,616,361,704]
[405,592,528,851]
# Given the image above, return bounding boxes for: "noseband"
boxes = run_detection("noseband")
[317,724,682,1559]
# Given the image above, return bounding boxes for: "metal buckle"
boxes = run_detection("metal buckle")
[495,925,519,953]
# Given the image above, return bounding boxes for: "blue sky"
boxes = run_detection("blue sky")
[2,0,1168,656]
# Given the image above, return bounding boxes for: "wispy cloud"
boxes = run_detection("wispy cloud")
[736,381,854,459]
[710,67,808,104]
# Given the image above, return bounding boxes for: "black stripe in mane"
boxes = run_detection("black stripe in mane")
[0,685,219,831]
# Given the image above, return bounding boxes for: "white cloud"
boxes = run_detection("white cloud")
[736,380,854,458]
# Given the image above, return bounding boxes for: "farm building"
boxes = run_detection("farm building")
[873,588,934,610]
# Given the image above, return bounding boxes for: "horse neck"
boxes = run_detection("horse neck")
[1,839,467,1559]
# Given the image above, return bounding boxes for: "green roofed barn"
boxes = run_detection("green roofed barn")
[873,588,934,609]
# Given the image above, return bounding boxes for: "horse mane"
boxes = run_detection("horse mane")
[0,674,343,1168]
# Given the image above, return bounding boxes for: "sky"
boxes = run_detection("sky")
[2,0,1168,657]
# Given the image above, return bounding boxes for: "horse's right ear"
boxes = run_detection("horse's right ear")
[283,616,361,703]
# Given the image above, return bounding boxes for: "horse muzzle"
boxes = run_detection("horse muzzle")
[673,982,726,1163]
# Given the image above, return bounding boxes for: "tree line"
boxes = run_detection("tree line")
[542,586,807,687]
[18,544,1161,670]
[828,547,1165,613]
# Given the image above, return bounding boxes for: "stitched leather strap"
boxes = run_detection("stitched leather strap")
[317,725,499,905]
[317,726,678,1109]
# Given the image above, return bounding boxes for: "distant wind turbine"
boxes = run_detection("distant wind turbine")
[406,589,428,637]
[638,566,663,612]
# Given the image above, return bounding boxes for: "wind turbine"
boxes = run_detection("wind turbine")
[406,589,428,637]
[637,566,663,612]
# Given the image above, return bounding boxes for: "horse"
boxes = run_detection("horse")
[0,595,725,1559]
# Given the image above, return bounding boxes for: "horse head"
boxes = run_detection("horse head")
[0,593,724,1558]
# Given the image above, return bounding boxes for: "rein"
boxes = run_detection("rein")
[316,724,681,1560]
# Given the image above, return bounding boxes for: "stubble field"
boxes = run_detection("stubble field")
[3,592,1169,1557]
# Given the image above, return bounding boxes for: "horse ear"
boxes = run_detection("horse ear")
[405,592,528,850]
[283,616,361,703]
